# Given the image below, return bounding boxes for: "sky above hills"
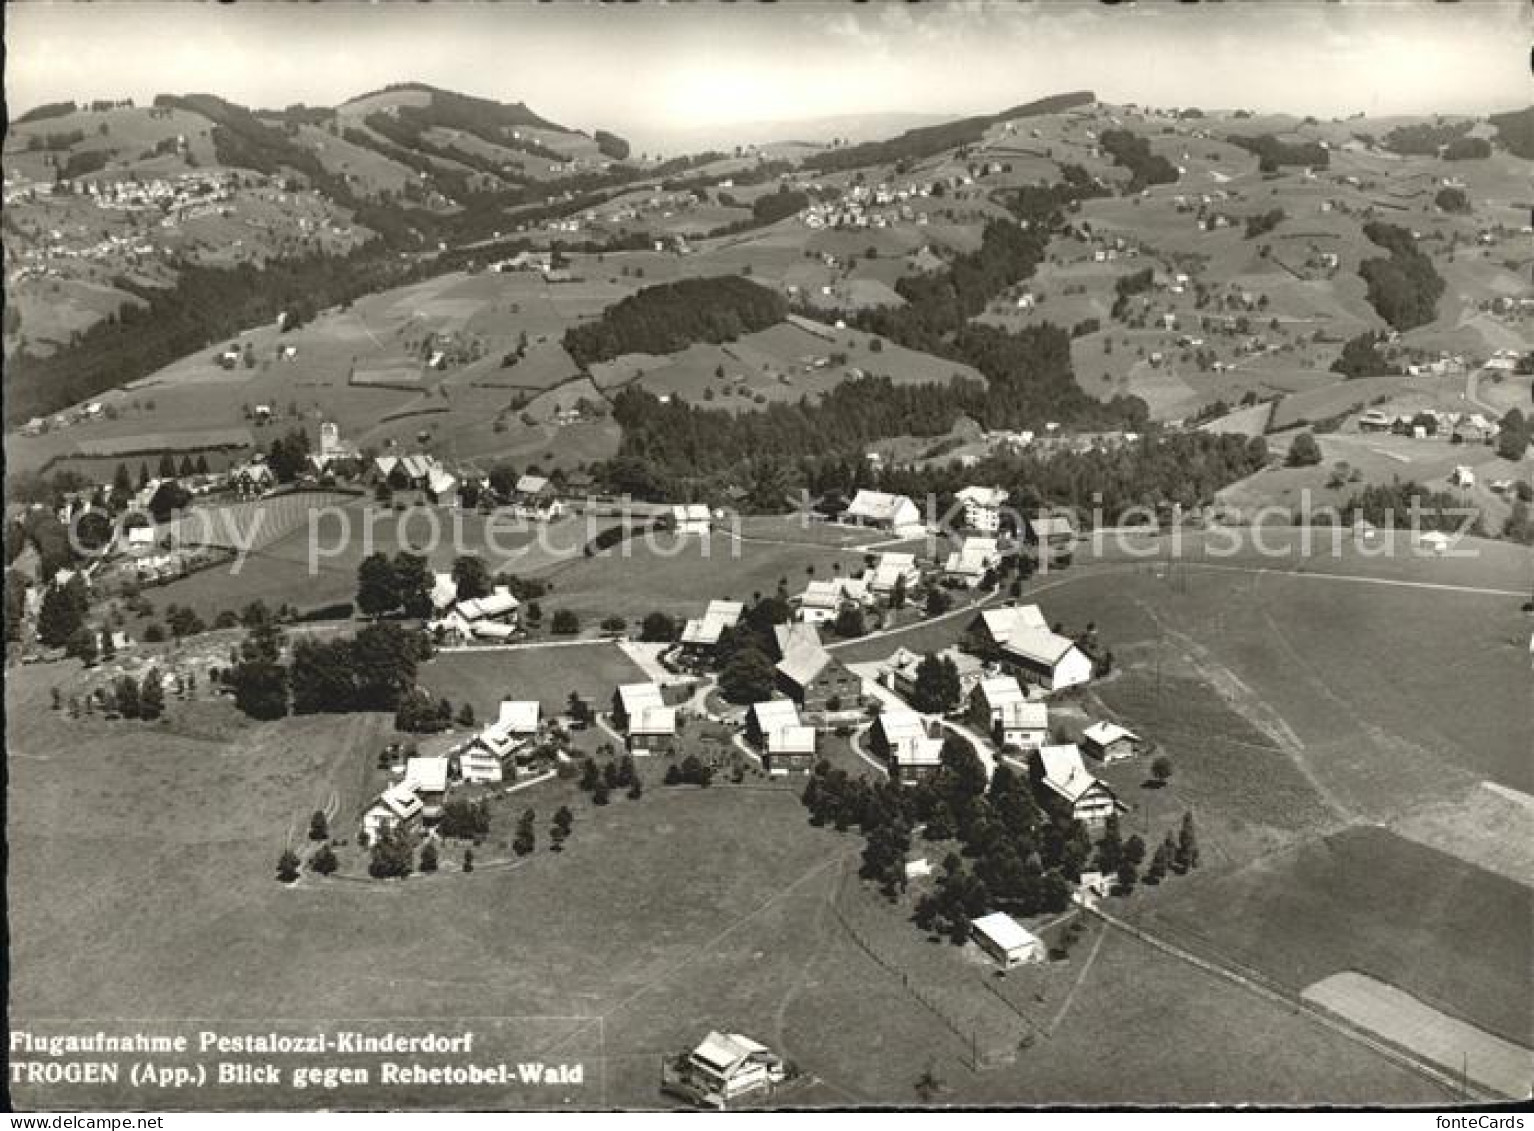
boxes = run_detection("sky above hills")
[8,0,1530,151]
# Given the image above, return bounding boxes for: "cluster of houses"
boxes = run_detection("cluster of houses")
[427,573,523,645]
[361,697,544,837]
[1356,406,1500,443]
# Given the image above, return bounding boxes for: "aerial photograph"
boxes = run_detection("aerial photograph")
[3,0,1531,1114]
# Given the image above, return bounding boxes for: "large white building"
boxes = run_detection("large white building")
[955,485,1009,533]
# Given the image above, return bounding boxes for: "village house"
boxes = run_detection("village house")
[970,604,1049,653]
[1035,744,1122,825]
[866,551,922,598]
[671,503,713,537]
[457,742,505,786]
[676,1032,787,1108]
[795,575,871,625]
[404,756,450,822]
[433,587,521,643]
[869,710,946,783]
[773,624,861,719]
[881,646,984,704]
[745,700,817,773]
[471,699,542,763]
[612,683,677,752]
[955,485,1009,533]
[1001,628,1095,693]
[970,675,1048,747]
[679,600,746,658]
[943,536,1001,588]
[971,911,1045,968]
[361,782,423,839]
[843,488,924,536]
[1081,721,1141,764]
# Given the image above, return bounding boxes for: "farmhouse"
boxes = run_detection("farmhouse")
[679,599,746,656]
[434,587,521,642]
[404,756,450,819]
[457,743,505,786]
[612,683,676,751]
[881,646,984,703]
[970,604,1048,653]
[869,710,945,783]
[943,536,1001,587]
[970,675,1047,747]
[866,551,921,597]
[1036,744,1122,825]
[1082,721,1141,764]
[844,489,923,536]
[955,485,1009,532]
[361,782,423,838]
[677,1032,786,1107]
[999,628,1094,693]
[473,699,541,760]
[671,504,712,536]
[995,699,1050,751]
[971,911,1044,968]
[796,575,871,625]
[745,700,817,773]
[773,624,861,717]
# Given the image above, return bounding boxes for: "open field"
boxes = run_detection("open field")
[1137,826,1533,1047]
[1301,973,1531,1100]
[418,642,648,719]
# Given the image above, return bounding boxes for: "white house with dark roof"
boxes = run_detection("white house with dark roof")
[955,485,1009,533]
[844,489,923,536]
[1036,743,1121,824]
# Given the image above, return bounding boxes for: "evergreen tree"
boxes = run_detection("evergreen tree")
[276,848,301,883]
[1176,812,1200,871]
[419,842,439,873]
[308,810,330,841]
[138,668,165,720]
[310,844,338,876]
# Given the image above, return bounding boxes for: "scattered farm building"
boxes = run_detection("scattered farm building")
[680,600,746,655]
[971,911,1044,968]
[796,575,871,624]
[674,1032,787,1108]
[844,489,923,536]
[745,700,818,773]
[943,536,1001,587]
[869,710,945,783]
[361,782,423,839]
[773,624,861,717]
[671,504,713,536]
[612,683,676,751]
[1082,721,1141,763]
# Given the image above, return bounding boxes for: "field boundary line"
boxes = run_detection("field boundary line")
[1090,906,1497,1102]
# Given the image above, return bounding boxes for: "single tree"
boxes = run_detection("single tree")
[309,810,330,842]
[276,848,301,883]
[1150,755,1173,786]
[310,844,338,876]
[419,842,439,873]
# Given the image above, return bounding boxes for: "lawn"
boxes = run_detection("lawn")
[418,641,649,720]
[1136,826,1534,1047]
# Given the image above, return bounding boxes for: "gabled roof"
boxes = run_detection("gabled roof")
[1083,721,1139,747]
[767,725,817,756]
[774,622,823,658]
[1001,627,1079,668]
[998,699,1049,731]
[976,675,1027,710]
[493,699,540,735]
[427,468,458,497]
[376,782,423,821]
[673,503,711,522]
[458,588,520,621]
[515,473,551,496]
[691,1032,770,1076]
[801,576,867,609]
[749,699,802,732]
[956,485,1009,508]
[875,709,928,748]
[1038,744,1110,804]
[971,910,1039,953]
[405,756,449,794]
[776,645,833,689]
[979,605,1046,642]
[846,489,919,525]
[617,682,665,720]
[680,600,745,645]
[630,705,676,736]
[431,572,458,611]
